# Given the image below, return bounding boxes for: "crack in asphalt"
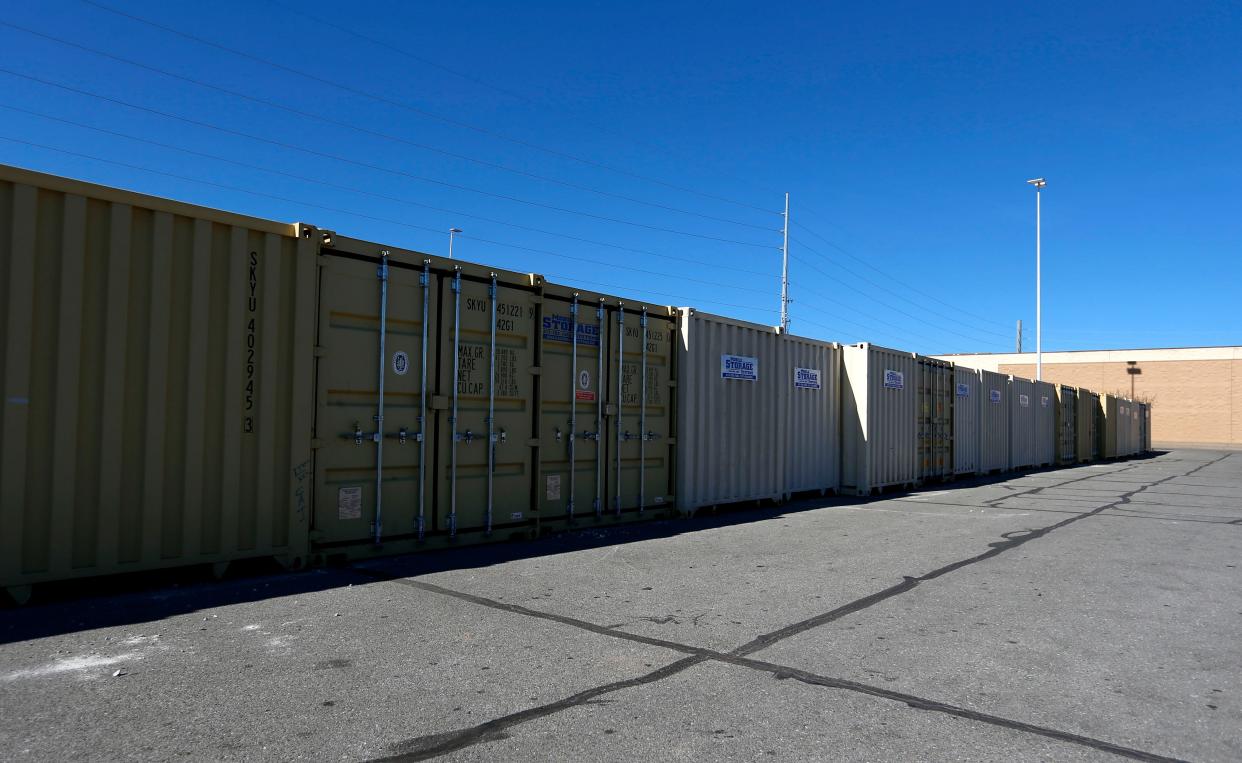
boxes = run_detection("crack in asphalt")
[362,454,1227,762]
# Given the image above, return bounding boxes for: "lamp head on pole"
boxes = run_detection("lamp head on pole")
[1026,178,1046,189]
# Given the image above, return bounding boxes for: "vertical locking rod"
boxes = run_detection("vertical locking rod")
[594,300,605,518]
[373,251,389,545]
[615,303,624,516]
[639,307,648,514]
[417,260,429,541]
[568,294,578,519]
[486,274,497,535]
[449,267,461,537]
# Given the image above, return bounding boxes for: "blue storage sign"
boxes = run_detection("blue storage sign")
[794,367,821,390]
[956,383,970,397]
[883,369,904,389]
[721,354,758,381]
[990,389,1002,403]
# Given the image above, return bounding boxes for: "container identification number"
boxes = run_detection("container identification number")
[244,251,258,434]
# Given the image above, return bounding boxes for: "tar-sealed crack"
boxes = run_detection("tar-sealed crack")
[362,454,1228,762]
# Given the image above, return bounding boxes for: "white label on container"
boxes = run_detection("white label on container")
[392,350,409,376]
[956,383,970,397]
[542,315,601,346]
[721,354,758,381]
[545,474,561,501]
[883,369,904,389]
[337,486,362,520]
[990,389,1002,403]
[1041,396,1050,407]
[510,512,524,521]
[1020,394,1030,408]
[794,367,821,389]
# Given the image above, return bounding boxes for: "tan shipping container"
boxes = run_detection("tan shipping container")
[916,356,953,480]
[1009,376,1035,469]
[1100,394,1119,458]
[1,165,317,600]
[1033,380,1057,466]
[952,365,981,475]
[1076,389,1099,462]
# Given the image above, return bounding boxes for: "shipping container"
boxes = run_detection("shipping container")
[1142,403,1152,452]
[1055,385,1077,464]
[780,333,841,497]
[1076,389,1099,462]
[676,311,781,509]
[917,356,953,480]
[979,370,1010,472]
[1033,380,1057,466]
[841,344,918,494]
[952,365,981,475]
[1009,376,1035,469]
[1,165,317,601]
[1100,394,1119,459]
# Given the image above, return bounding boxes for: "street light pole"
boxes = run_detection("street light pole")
[1026,178,1046,380]
[779,192,790,333]
[449,227,462,260]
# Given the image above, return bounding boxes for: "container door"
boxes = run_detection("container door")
[917,360,951,479]
[313,254,435,546]
[606,307,675,512]
[435,271,536,535]
[538,295,606,522]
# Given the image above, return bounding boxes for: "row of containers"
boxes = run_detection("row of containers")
[0,164,1150,599]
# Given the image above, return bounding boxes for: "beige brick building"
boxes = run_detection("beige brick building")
[935,347,1242,448]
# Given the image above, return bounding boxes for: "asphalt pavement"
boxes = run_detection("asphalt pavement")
[2,448,1239,761]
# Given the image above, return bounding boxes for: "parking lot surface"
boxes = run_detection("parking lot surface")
[2,449,1239,761]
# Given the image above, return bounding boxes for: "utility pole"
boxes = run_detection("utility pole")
[448,227,462,260]
[1026,178,1046,379]
[780,192,790,333]
[1016,319,1023,353]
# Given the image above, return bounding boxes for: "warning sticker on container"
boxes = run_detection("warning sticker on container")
[990,389,1002,403]
[545,474,561,501]
[1041,396,1050,407]
[956,383,971,397]
[794,367,821,389]
[1020,394,1030,408]
[337,486,362,520]
[392,350,409,376]
[542,315,600,346]
[721,354,758,381]
[883,369,904,390]
[575,390,596,401]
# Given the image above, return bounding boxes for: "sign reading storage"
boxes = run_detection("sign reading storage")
[794,367,821,389]
[721,354,758,381]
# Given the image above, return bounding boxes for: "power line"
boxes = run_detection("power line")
[0,102,773,281]
[78,0,781,217]
[0,67,776,250]
[792,220,1016,332]
[789,238,1010,346]
[0,19,778,234]
[0,136,773,302]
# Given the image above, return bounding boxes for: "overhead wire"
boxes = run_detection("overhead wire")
[792,219,1017,333]
[0,102,773,280]
[0,67,776,250]
[78,0,782,217]
[0,135,775,301]
[0,20,778,234]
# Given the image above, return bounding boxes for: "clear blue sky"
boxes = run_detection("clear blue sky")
[2,1,1239,354]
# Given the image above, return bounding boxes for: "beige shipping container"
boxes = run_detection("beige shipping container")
[979,370,1010,472]
[1,165,316,600]
[1033,380,1057,466]
[952,365,981,475]
[1009,376,1035,469]
[675,311,784,511]
[1055,385,1077,464]
[841,343,918,494]
[1100,394,1119,458]
[1076,389,1099,462]
[780,333,841,497]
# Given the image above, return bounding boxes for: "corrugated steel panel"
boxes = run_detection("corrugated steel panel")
[917,356,953,480]
[952,365,981,475]
[1056,385,1077,464]
[979,370,1010,472]
[1034,380,1057,466]
[1076,389,1099,462]
[1,164,316,592]
[676,311,783,509]
[1143,403,1152,451]
[841,343,917,494]
[780,334,841,496]
[1100,394,1119,458]
[1009,376,1035,468]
